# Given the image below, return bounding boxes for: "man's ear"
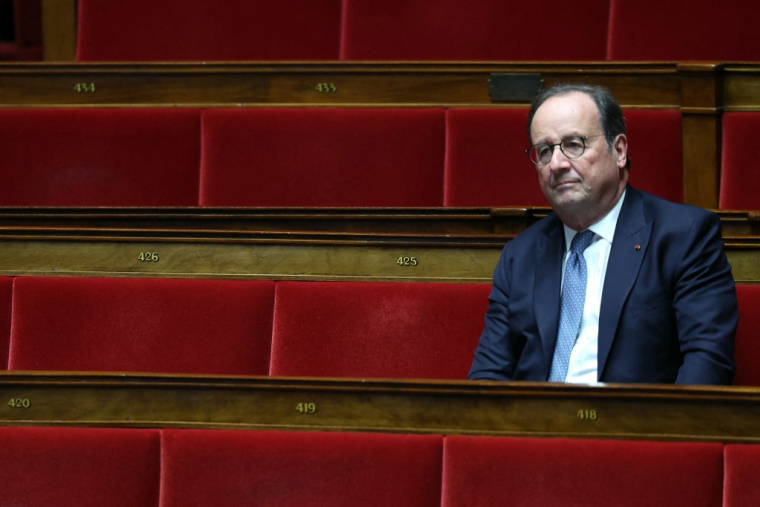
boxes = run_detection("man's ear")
[614,133,628,169]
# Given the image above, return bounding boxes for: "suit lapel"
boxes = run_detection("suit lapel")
[597,187,652,380]
[534,215,565,378]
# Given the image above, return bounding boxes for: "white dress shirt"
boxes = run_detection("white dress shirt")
[561,190,626,384]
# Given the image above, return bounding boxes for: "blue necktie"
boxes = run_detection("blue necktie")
[549,229,595,382]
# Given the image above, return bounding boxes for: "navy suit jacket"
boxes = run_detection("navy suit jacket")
[469,186,737,384]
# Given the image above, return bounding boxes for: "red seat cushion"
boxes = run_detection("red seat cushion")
[624,109,683,203]
[161,429,442,507]
[0,278,13,369]
[0,109,200,206]
[200,108,445,207]
[341,0,608,60]
[608,0,760,60]
[445,108,682,206]
[721,113,760,210]
[445,108,546,207]
[270,281,489,379]
[9,277,275,375]
[724,444,760,506]
[0,427,160,507]
[734,285,760,386]
[77,0,342,61]
[443,436,724,507]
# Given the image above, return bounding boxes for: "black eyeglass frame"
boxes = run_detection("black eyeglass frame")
[525,134,605,166]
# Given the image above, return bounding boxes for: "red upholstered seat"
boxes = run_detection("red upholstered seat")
[443,436,724,507]
[0,426,160,507]
[270,281,489,379]
[721,113,760,210]
[160,429,442,507]
[9,277,275,375]
[623,109,683,203]
[341,0,608,60]
[200,108,446,207]
[608,0,760,60]
[0,278,13,369]
[445,108,682,206]
[0,109,200,206]
[444,108,546,207]
[724,444,760,506]
[734,285,760,387]
[77,0,342,61]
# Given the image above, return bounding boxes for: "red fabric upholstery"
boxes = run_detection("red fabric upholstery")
[0,278,12,369]
[444,108,546,207]
[161,429,442,507]
[445,108,682,206]
[608,0,760,60]
[721,113,760,210]
[443,436,724,507]
[200,108,445,207]
[724,444,760,506]
[624,109,683,203]
[734,285,760,386]
[341,0,608,60]
[0,109,200,206]
[9,277,275,375]
[77,0,341,61]
[0,426,160,507]
[270,281,489,379]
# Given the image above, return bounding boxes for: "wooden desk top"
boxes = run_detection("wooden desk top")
[1,372,758,443]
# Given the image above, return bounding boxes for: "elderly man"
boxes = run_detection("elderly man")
[468,84,737,384]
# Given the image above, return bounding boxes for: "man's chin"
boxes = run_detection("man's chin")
[547,190,589,210]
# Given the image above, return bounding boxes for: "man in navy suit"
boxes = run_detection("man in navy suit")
[468,84,737,384]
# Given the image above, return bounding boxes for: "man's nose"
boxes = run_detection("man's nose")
[549,145,572,171]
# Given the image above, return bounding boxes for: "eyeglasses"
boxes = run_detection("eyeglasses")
[525,135,605,166]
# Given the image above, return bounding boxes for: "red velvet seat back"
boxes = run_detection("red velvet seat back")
[200,108,446,207]
[724,444,760,506]
[624,109,683,203]
[0,427,160,507]
[9,277,275,375]
[341,0,608,60]
[443,436,724,507]
[444,108,546,207]
[270,281,489,379]
[721,113,760,210]
[0,109,200,206]
[445,108,682,206]
[608,0,760,60]
[77,0,342,61]
[734,285,760,387]
[0,278,12,369]
[161,429,442,507]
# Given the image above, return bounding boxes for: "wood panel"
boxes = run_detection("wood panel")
[724,64,760,111]
[0,229,756,283]
[41,0,76,61]
[0,207,753,236]
[1,372,760,442]
[0,62,681,107]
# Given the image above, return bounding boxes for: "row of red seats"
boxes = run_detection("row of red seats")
[1,426,758,506]
[0,276,758,386]
[0,107,703,207]
[75,0,760,62]
[0,277,488,380]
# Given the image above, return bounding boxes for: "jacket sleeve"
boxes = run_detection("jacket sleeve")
[673,210,737,385]
[468,245,520,380]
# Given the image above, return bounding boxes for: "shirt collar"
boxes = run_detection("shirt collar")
[563,189,626,250]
